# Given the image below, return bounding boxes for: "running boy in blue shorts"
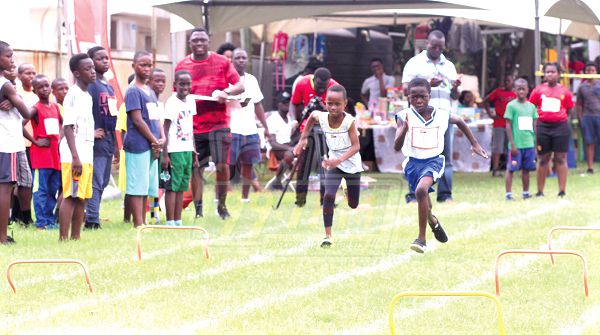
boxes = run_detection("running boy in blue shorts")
[504,78,538,200]
[59,53,96,241]
[394,78,488,253]
[162,70,198,226]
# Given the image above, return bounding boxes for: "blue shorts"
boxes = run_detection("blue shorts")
[230,133,261,165]
[403,155,445,194]
[125,150,158,197]
[581,115,600,145]
[507,148,537,172]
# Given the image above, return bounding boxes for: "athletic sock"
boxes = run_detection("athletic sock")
[166,220,175,226]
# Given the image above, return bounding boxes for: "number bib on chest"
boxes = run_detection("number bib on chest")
[325,131,351,151]
[411,126,439,149]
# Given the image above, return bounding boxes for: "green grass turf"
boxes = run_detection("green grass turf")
[1,165,600,334]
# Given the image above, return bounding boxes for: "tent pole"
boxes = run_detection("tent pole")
[534,0,541,85]
[203,1,209,32]
[481,35,487,97]
[258,24,266,85]
[556,19,562,65]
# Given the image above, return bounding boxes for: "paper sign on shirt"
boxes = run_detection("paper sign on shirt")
[411,127,439,149]
[518,116,533,131]
[147,102,159,120]
[44,118,60,135]
[540,96,561,113]
[107,98,119,116]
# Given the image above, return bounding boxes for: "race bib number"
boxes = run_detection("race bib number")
[411,127,439,149]
[108,98,119,117]
[147,102,159,120]
[326,131,351,151]
[44,118,60,135]
[518,116,533,131]
[156,102,165,121]
[540,96,561,113]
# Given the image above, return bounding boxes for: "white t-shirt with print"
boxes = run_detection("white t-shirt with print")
[317,111,363,174]
[229,73,264,136]
[60,84,94,164]
[164,94,196,153]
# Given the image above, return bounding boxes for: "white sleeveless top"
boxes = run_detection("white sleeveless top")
[397,106,449,159]
[317,111,363,174]
[0,77,26,153]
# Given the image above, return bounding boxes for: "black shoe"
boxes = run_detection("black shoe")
[217,205,231,220]
[410,238,427,253]
[195,203,203,218]
[558,191,566,198]
[586,168,594,174]
[430,215,448,243]
[84,222,101,230]
[2,235,15,244]
[535,192,544,198]
[405,193,416,204]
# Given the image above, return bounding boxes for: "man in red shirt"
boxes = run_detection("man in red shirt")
[290,67,338,207]
[484,75,517,176]
[174,27,244,219]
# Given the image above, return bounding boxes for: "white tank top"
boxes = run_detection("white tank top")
[317,111,363,174]
[398,106,449,159]
[0,77,26,153]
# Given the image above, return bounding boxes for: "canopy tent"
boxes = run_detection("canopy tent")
[154,0,480,33]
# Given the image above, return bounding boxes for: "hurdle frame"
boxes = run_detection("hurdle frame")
[495,249,589,298]
[136,225,210,261]
[388,291,505,335]
[6,259,93,293]
[547,226,600,264]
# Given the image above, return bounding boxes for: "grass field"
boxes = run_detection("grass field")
[1,165,600,334]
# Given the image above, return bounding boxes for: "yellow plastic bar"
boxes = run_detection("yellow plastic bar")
[534,71,600,79]
[547,226,600,264]
[6,259,93,293]
[136,225,210,261]
[389,291,505,335]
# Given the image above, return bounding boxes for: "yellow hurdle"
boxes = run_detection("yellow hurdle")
[389,291,505,335]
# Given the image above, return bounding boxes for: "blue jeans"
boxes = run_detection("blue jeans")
[33,169,61,227]
[405,126,454,202]
[85,154,112,224]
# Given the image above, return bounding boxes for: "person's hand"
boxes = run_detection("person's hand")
[35,138,50,147]
[112,153,120,165]
[0,100,13,111]
[212,90,229,104]
[322,157,341,170]
[72,156,82,178]
[94,128,105,139]
[151,138,164,151]
[193,155,200,168]
[510,147,519,157]
[471,143,489,159]
[293,138,307,156]
[161,154,171,170]
[263,128,270,139]
[290,120,299,132]
[283,149,294,166]
[452,76,462,88]
[430,76,443,87]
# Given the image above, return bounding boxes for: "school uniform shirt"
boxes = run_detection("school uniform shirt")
[59,84,94,164]
[123,85,161,153]
[504,100,538,149]
[316,111,363,174]
[401,51,458,111]
[529,83,574,123]
[30,101,61,170]
[398,106,450,159]
[174,52,240,134]
[229,73,264,136]
[0,77,26,153]
[164,94,196,153]
[88,78,117,156]
[486,88,517,128]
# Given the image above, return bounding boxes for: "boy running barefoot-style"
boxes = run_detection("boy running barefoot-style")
[395,78,488,253]
[504,78,538,200]
[162,70,198,226]
[294,85,362,247]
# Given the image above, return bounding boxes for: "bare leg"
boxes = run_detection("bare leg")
[165,191,176,221]
[554,152,568,193]
[70,199,86,240]
[59,197,76,241]
[191,167,204,202]
[123,194,131,223]
[0,184,13,243]
[415,176,434,242]
[536,153,552,194]
[142,196,148,225]
[241,163,253,200]
[522,170,530,193]
[505,171,513,194]
[215,163,229,206]
[129,195,145,228]
[175,192,184,221]
[492,153,501,174]
[586,144,594,170]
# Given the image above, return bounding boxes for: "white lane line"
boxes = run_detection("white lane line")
[336,229,587,335]
[175,202,569,333]
[559,305,600,335]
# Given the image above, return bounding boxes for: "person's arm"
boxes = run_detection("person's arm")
[393,114,408,152]
[1,82,29,119]
[450,114,488,158]
[323,121,361,169]
[292,111,319,156]
[450,79,460,100]
[63,125,82,177]
[576,92,583,121]
[23,106,49,147]
[505,119,518,157]
[130,109,159,145]
[289,102,303,124]
[483,91,497,118]
[254,102,270,138]
[161,119,171,170]
[378,75,387,98]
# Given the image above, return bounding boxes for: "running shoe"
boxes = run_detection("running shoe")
[558,191,566,198]
[430,215,448,243]
[535,191,544,198]
[195,203,203,218]
[217,205,231,220]
[410,238,426,253]
[506,194,515,201]
[587,168,594,174]
[522,193,531,200]
[320,236,332,248]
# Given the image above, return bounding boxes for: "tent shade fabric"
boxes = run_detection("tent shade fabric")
[545,0,600,25]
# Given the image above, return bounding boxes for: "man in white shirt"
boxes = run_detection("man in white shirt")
[361,57,395,110]
[229,48,270,202]
[266,91,295,189]
[401,30,461,203]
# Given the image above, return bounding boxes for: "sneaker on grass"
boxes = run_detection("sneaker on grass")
[410,238,426,253]
[430,215,448,243]
[320,236,332,248]
[217,205,231,220]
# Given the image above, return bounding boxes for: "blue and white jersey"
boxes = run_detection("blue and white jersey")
[397,106,450,159]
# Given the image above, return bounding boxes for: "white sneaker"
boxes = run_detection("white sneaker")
[320,236,332,248]
[241,198,250,203]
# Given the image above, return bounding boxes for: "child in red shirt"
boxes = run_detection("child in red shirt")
[27,75,62,229]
